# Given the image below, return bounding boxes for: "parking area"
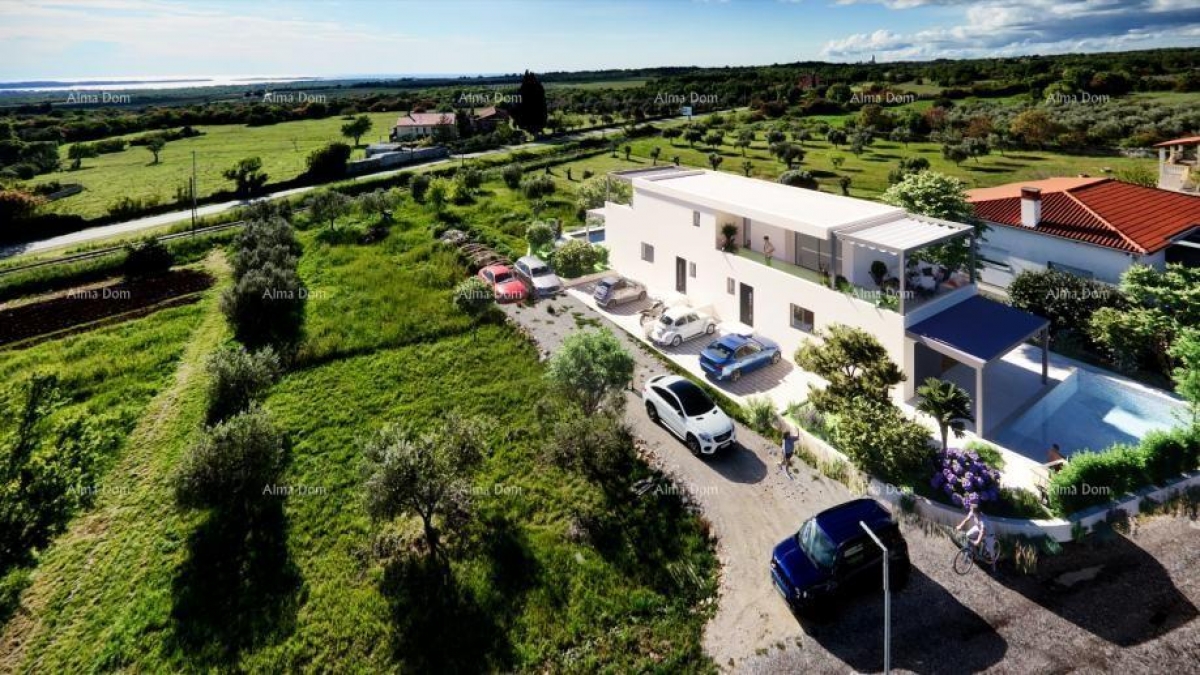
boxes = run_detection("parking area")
[505,291,1200,674]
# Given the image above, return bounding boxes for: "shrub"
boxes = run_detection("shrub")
[544,408,636,486]
[205,345,283,423]
[122,237,174,279]
[220,264,306,349]
[501,163,523,189]
[175,406,286,513]
[0,189,46,222]
[550,239,599,278]
[1008,268,1124,340]
[410,173,431,202]
[1141,427,1200,482]
[521,174,556,200]
[230,218,301,278]
[964,440,1005,470]
[779,169,818,190]
[830,398,934,485]
[930,447,1002,508]
[1048,444,1147,515]
[744,397,777,434]
[107,195,161,219]
[305,142,352,180]
[525,221,556,252]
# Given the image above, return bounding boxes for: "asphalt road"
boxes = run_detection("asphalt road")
[504,292,1200,674]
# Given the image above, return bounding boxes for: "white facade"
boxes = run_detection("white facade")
[977,222,1164,288]
[603,170,980,400]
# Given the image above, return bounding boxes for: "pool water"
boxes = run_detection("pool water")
[993,368,1187,461]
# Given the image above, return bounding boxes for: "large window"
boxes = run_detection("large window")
[790,304,814,332]
[794,232,832,272]
[641,242,655,263]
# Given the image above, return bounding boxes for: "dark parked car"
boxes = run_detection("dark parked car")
[770,499,910,615]
[699,333,781,382]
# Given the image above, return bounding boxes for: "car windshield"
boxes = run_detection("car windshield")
[668,381,715,416]
[531,265,551,277]
[707,343,734,359]
[798,519,837,569]
[658,314,677,326]
[494,270,513,283]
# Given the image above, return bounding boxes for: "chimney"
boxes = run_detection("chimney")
[1020,187,1042,227]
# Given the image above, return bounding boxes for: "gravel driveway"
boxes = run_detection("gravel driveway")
[502,293,1200,674]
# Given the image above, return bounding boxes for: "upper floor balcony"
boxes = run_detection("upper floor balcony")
[717,211,977,317]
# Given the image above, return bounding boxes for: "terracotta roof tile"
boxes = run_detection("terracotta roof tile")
[968,178,1200,254]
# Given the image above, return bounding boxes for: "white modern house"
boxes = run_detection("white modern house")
[601,168,1051,435]
[967,177,1200,288]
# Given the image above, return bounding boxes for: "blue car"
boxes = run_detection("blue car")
[770,499,910,615]
[698,333,781,382]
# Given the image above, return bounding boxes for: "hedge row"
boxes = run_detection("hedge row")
[1048,424,1200,515]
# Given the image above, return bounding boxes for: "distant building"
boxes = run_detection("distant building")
[967,177,1200,288]
[472,106,510,133]
[1155,136,1199,194]
[390,112,457,141]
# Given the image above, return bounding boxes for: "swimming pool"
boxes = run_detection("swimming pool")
[993,368,1188,461]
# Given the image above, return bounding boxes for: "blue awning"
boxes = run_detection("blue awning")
[906,295,1048,366]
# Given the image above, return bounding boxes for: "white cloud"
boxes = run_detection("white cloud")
[822,0,1200,60]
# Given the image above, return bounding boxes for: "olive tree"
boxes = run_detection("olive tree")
[546,329,634,415]
[362,415,492,563]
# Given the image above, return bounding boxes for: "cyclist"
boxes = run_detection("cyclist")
[956,502,998,572]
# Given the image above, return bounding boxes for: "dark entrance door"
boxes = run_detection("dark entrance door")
[676,256,687,293]
[739,282,754,326]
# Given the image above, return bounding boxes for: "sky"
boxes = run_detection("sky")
[0,0,1198,80]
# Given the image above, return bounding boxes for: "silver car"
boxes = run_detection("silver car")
[514,255,563,299]
[593,276,646,308]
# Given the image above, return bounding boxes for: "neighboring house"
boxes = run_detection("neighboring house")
[472,106,510,133]
[967,177,1200,288]
[1156,136,1199,194]
[602,168,1051,435]
[390,112,457,141]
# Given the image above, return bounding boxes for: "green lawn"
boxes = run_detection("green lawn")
[30,111,401,219]
[1,189,718,671]
[564,135,1157,199]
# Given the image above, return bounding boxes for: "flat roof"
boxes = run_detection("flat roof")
[838,216,971,254]
[907,296,1048,366]
[633,170,905,238]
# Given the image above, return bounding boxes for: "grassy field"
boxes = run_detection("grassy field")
[566,132,1157,199]
[30,111,401,219]
[0,181,719,671]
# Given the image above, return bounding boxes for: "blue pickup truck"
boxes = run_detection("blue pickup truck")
[770,499,910,615]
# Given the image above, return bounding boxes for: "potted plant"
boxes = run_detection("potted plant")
[870,260,889,288]
[721,223,739,252]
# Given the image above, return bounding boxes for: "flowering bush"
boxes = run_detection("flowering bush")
[931,447,1001,508]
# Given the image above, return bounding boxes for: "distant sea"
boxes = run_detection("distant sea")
[0,73,503,93]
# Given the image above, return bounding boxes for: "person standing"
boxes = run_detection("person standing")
[779,428,796,479]
[762,235,776,266]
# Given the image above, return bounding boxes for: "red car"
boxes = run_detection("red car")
[477,264,527,303]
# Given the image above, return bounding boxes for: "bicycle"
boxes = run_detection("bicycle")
[952,531,998,575]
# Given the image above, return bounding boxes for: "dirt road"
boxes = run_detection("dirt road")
[503,294,1200,674]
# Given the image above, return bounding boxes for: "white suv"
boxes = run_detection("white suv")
[649,306,717,347]
[643,374,736,456]
[514,255,563,299]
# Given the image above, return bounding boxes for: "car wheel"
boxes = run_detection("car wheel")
[705,322,716,334]
[671,335,682,347]
[686,434,702,456]
[646,402,660,424]
[771,351,781,364]
[730,369,741,383]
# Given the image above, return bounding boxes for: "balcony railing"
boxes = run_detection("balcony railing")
[733,247,828,287]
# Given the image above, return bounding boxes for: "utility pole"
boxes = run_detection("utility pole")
[190,150,198,235]
[860,521,891,675]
